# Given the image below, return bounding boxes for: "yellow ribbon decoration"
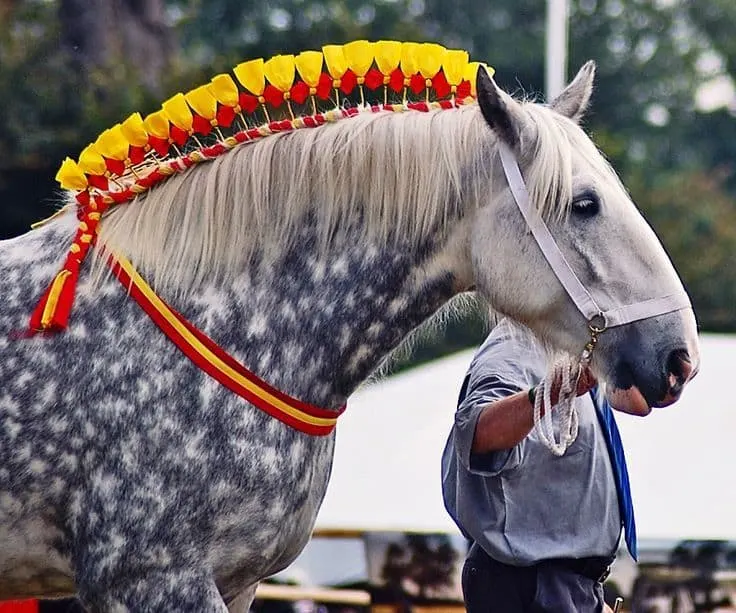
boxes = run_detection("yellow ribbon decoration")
[322,45,349,78]
[95,125,129,161]
[443,50,469,86]
[264,54,296,92]
[234,58,266,95]
[185,86,217,120]
[143,110,171,139]
[77,144,107,176]
[343,40,374,76]
[295,51,324,87]
[162,93,194,132]
[120,113,149,148]
[209,74,240,106]
[56,158,88,191]
[418,43,446,78]
[374,40,402,74]
[400,42,421,77]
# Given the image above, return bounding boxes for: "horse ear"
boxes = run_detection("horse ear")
[476,66,520,149]
[551,60,596,122]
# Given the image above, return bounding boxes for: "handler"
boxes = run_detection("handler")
[441,318,636,612]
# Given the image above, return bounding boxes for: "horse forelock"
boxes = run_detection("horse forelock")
[521,103,625,223]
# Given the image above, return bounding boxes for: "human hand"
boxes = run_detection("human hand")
[574,365,597,397]
[544,365,597,406]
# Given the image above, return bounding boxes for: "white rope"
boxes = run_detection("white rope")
[532,352,590,456]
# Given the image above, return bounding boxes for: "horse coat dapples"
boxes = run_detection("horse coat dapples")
[0,41,698,611]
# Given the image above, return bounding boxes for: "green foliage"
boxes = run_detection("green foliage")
[631,168,736,331]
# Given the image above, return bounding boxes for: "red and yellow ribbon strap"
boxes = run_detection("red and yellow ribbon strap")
[110,254,344,436]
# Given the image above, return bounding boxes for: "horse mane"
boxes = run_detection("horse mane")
[90,99,614,297]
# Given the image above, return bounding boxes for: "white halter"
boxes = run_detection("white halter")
[497,142,692,454]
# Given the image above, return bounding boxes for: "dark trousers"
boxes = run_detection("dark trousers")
[462,543,608,613]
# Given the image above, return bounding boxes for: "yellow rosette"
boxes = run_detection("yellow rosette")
[77,144,107,176]
[443,50,469,89]
[95,125,129,161]
[120,113,149,148]
[374,40,402,75]
[186,86,217,121]
[143,110,171,140]
[208,74,239,107]
[162,93,194,132]
[234,58,266,96]
[56,158,88,191]
[264,54,296,92]
[295,51,323,88]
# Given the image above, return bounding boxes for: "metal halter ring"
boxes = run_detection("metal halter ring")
[588,313,608,335]
[581,313,608,365]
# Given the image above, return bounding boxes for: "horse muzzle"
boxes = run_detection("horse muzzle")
[607,346,698,415]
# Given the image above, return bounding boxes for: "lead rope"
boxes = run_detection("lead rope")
[532,358,582,456]
[532,320,605,456]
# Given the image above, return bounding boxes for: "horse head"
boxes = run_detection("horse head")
[467,63,699,415]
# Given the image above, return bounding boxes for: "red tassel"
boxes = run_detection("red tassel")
[28,264,80,333]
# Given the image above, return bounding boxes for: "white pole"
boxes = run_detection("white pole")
[546,0,569,101]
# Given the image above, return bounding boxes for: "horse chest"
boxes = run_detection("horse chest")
[206,430,336,592]
[0,510,75,599]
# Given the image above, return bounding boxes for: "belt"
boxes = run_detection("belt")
[539,556,614,583]
[469,545,613,584]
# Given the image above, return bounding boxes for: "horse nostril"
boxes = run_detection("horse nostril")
[666,348,693,388]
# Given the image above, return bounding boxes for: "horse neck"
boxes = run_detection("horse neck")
[186,222,470,410]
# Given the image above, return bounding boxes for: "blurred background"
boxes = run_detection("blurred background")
[2,0,736,611]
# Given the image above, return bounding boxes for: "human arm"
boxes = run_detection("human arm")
[471,366,597,453]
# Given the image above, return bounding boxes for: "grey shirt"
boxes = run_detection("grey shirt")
[441,319,621,566]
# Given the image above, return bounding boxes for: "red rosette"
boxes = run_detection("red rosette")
[432,71,451,98]
[290,81,310,105]
[262,84,285,108]
[238,92,260,114]
[409,74,425,95]
[316,73,333,100]
[192,113,213,135]
[87,174,109,191]
[216,105,236,127]
[129,146,146,165]
[169,125,189,146]
[104,158,126,176]
[148,135,170,157]
[364,68,384,91]
[339,70,358,95]
[388,68,404,93]
[456,80,472,99]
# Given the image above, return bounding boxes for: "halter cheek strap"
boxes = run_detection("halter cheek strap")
[497,143,692,329]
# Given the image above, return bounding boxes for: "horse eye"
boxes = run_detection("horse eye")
[571,193,600,217]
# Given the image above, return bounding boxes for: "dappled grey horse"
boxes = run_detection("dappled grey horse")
[0,49,698,612]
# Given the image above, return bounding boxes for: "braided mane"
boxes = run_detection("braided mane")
[32,40,490,331]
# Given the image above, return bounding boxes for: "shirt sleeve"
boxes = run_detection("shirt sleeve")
[452,323,542,477]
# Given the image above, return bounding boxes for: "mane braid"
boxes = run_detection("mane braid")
[30,40,493,332]
[94,103,490,296]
